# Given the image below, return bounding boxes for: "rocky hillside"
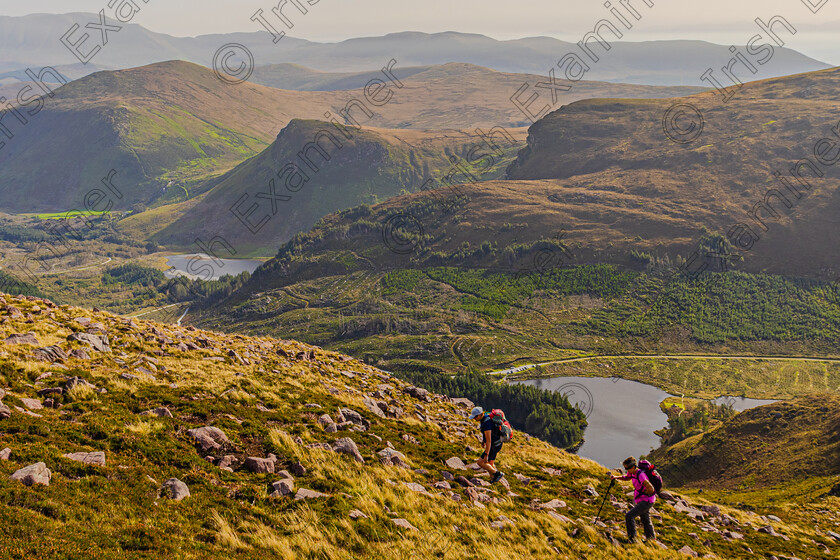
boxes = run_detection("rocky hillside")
[0,293,838,558]
[505,66,840,278]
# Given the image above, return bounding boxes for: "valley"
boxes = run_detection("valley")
[1,8,839,557]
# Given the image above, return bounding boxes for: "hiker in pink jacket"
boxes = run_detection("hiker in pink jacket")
[611,456,657,543]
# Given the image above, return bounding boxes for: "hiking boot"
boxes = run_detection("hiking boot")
[491,471,505,483]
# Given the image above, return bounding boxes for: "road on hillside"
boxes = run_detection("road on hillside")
[128,302,188,319]
[36,257,113,275]
[488,353,840,375]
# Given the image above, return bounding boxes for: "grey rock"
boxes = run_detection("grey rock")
[318,414,337,431]
[392,518,418,531]
[19,398,43,411]
[161,478,190,501]
[4,332,39,345]
[68,348,90,360]
[363,397,387,418]
[377,448,406,461]
[295,488,329,500]
[0,447,11,460]
[217,455,238,471]
[547,511,573,523]
[187,426,230,452]
[513,473,531,485]
[244,455,277,474]
[63,451,106,466]
[444,457,467,470]
[404,386,431,402]
[271,478,295,497]
[539,499,567,510]
[333,437,365,464]
[34,345,67,362]
[68,332,110,352]
[349,509,369,520]
[0,401,10,419]
[454,476,475,488]
[140,407,173,418]
[11,462,51,486]
[700,504,721,517]
[338,408,368,428]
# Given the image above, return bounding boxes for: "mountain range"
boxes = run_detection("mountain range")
[182,66,840,374]
[0,13,831,85]
[0,59,702,216]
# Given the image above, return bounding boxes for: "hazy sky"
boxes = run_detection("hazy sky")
[7,0,839,62]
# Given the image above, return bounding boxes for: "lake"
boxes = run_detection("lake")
[711,395,777,412]
[512,376,775,468]
[164,254,265,281]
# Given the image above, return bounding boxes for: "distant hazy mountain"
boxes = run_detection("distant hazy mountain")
[249,64,437,91]
[0,14,831,86]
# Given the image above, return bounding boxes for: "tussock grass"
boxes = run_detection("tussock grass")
[211,510,247,549]
[125,420,165,436]
[65,383,96,402]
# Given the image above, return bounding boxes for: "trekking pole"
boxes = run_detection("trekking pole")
[594,478,615,523]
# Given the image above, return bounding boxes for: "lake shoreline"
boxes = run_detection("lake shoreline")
[511,375,777,468]
[163,253,266,281]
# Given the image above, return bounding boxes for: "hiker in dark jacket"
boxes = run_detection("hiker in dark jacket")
[469,406,505,483]
[611,456,657,543]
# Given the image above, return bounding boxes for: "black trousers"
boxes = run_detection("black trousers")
[625,501,656,540]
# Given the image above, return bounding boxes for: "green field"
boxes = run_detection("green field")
[27,211,111,220]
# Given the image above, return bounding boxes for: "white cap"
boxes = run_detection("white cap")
[469,406,483,420]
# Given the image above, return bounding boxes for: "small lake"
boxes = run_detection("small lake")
[512,376,775,468]
[711,395,777,412]
[164,254,264,281]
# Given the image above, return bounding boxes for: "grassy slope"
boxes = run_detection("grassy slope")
[0,294,837,559]
[151,121,528,255]
[0,61,335,212]
[649,396,840,515]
